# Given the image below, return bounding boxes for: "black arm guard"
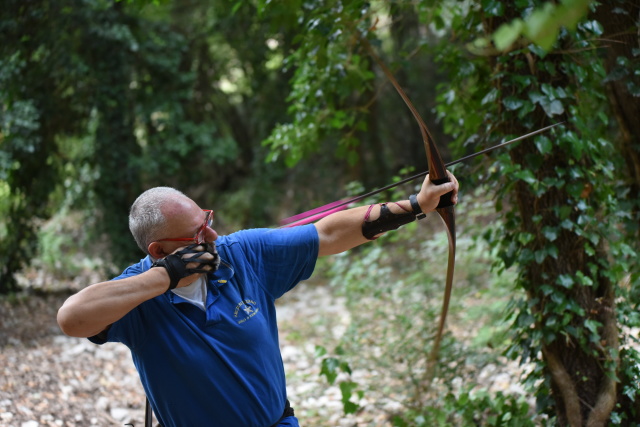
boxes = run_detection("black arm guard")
[152,243,220,291]
[362,203,420,240]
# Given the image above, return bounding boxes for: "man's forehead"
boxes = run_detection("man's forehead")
[161,197,203,228]
[161,195,197,215]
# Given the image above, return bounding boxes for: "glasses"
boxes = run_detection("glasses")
[156,209,214,245]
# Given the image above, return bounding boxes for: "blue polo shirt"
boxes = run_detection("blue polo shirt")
[89,225,319,427]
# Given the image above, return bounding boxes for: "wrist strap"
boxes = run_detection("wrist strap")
[409,194,426,220]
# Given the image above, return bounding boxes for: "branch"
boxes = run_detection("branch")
[586,286,619,427]
[542,346,583,426]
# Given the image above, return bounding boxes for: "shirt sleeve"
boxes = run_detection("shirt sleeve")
[225,224,319,299]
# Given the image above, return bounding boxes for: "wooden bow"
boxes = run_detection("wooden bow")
[361,37,455,387]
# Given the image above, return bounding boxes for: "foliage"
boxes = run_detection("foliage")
[259,0,374,167]
[259,0,444,190]
[0,0,312,286]
[0,1,99,292]
[315,344,363,415]
[318,185,539,423]
[428,0,640,422]
[394,388,535,427]
[473,0,594,52]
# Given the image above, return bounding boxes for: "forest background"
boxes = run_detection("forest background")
[1,0,639,425]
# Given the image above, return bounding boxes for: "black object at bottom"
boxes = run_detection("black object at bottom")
[142,398,294,427]
[270,400,295,427]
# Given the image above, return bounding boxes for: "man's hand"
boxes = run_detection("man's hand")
[416,170,459,213]
[153,243,220,291]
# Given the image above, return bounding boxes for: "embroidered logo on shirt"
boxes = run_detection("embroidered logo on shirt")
[233,299,259,324]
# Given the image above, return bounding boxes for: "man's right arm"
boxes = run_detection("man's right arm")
[57,268,169,338]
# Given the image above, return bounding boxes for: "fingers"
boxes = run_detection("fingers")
[185,246,215,270]
[173,246,213,289]
[427,172,458,193]
[446,170,459,204]
[173,245,215,271]
[418,170,460,212]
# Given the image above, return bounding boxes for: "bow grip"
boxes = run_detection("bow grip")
[431,177,455,209]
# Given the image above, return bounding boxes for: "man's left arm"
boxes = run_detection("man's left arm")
[315,171,459,256]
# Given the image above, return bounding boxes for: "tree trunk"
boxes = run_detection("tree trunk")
[484,4,625,424]
[592,0,640,242]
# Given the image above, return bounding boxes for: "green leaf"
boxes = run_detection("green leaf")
[551,292,566,306]
[513,169,537,185]
[320,357,340,384]
[542,227,559,242]
[339,381,358,402]
[547,245,559,259]
[482,0,505,17]
[518,232,535,245]
[493,19,524,51]
[578,19,603,35]
[481,88,499,105]
[315,345,327,358]
[584,319,602,334]
[523,4,561,51]
[539,98,565,116]
[503,96,524,111]
[576,271,594,286]
[546,315,557,327]
[627,80,640,97]
[557,274,574,289]
[535,135,553,154]
[343,401,359,415]
[540,285,554,296]
[529,91,547,104]
[623,385,636,401]
[340,361,353,375]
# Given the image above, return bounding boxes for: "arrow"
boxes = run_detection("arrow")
[280,122,563,227]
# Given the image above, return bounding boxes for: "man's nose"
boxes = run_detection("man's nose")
[204,226,218,242]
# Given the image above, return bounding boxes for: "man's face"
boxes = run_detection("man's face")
[150,197,218,256]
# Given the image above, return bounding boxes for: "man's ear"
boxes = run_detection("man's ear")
[148,242,167,260]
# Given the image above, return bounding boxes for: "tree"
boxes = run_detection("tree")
[0,1,98,292]
[430,1,639,424]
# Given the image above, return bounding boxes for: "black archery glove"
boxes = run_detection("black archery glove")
[152,243,221,291]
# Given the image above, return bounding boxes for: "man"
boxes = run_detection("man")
[57,172,459,427]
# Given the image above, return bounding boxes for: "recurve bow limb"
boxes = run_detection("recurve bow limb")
[361,37,455,387]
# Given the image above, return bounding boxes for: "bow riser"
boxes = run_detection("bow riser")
[421,124,455,208]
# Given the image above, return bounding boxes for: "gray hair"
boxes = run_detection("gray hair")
[129,187,186,254]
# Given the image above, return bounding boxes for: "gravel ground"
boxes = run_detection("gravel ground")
[0,279,532,427]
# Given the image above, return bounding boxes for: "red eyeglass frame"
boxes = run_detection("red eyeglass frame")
[155,209,214,245]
